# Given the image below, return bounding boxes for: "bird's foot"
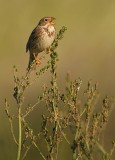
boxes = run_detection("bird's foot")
[35,59,41,65]
[33,53,41,65]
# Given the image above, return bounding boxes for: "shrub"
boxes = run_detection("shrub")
[5,26,115,160]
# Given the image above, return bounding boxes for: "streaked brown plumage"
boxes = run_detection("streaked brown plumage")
[26,17,56,70]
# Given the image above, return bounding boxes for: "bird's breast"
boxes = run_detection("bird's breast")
[37,26,56,52]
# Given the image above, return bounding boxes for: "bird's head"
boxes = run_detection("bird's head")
[38,17,56,26]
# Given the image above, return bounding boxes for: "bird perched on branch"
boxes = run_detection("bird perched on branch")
[26,17,56,70]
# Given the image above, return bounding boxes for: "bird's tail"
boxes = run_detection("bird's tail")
[27,53,35,71]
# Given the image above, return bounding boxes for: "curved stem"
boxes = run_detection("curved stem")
[17,107,22,160]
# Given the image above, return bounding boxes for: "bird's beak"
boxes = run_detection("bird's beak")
[50,17,56,25]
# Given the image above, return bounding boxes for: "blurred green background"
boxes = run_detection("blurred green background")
[0,0,115,159]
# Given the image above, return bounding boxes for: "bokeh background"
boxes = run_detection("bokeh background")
[0,0,115,159]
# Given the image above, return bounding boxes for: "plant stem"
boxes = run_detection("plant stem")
[22,146,31,160]
[17,107,22,160]
[33,142,46,160]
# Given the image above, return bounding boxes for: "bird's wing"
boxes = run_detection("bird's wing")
[26,27,38,53]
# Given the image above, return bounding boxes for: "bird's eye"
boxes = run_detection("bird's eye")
[45,18,48,22]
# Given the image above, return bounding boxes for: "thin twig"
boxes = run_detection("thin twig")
[23,99,43,118]
[33,142,46,160]
[22,146,31,160]
[5,100,18,145]
[9,118,18,145]
[58,122,70,144]
[17,106,22,160]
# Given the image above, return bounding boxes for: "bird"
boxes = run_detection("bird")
[26,17,56,70]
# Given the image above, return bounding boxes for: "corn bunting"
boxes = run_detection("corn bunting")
[26,17,56,70]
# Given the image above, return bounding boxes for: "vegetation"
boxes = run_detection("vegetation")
[5,26,115,160]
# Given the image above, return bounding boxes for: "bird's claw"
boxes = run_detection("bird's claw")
[35,59,41,65]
